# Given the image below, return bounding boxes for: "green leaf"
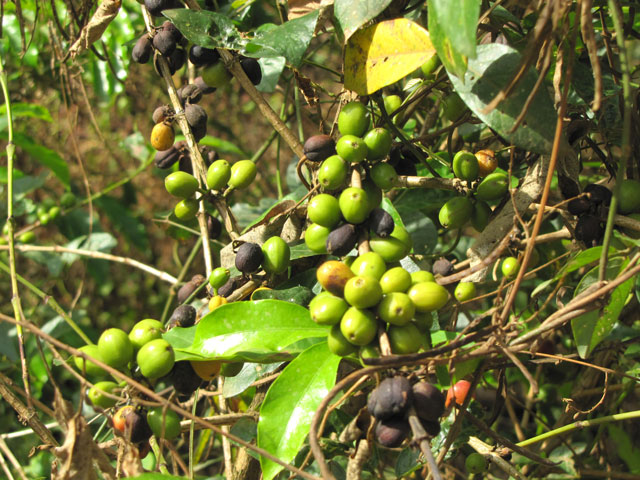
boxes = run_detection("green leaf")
[61,233,118,265]
[398,208,437,255]
[0,166,24,183]
[250,286,314,306]
[258,341,340,480]
[448,44,557,155]
[244,10,319,67]
[95,196,150,252]
[0,132,70,187]
[607,425,640,473]
[181,300,328,362]
[427,0,480,78]
[344,18,436,95]
[334,0,393,40]
[256,56,286,93]
[0,102,52,130]
[163,9,245,50]
[163,325,198,361]
[381,196,405,228]
[571,258,634,358]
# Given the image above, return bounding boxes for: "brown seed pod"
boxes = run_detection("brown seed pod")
[412,382,445,422]
[185,104,208,132]
[168,304,197,329]
[152,104,174,124]
[177,84,202,105]
[326,223,357,257]
[176,275,206,304]
[132,35,152,64]
[303,134,336,163]
[368,376,413,421]
[150,122,175,151]
[432,258,454,277]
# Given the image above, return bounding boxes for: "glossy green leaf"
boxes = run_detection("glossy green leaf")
[61,233,118,265]
[449,44,557,155]
[181,300,328,362]
[0,167,24,183]
[427,0,480,78]
[571,258,634,358]
[0,132,69,186]
[381,196,405,228]
[163,9,245,50]
[0,102,52,131]
[398,208,437,255]
[258,341,340,480]
[334,0,393,40]
[556,246,616,278]
[250,286,314,306]
[244,10,319,67]
[198,135,248,157]
[163,326,198,362]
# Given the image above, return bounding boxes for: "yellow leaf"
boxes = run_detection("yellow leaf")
[344,18,435,95]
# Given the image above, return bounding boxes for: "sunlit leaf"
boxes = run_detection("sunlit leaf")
[163,9,245,50]
[344,19,435,95]
[258,341,340,480]
[334,0,393,40]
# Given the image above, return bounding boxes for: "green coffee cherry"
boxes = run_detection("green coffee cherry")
[407,282,449,312]
[129,319,164,352]
[465,453,487,474]
[388,323,423,354]
[363,128,392,160]
[439,196,473,229]
[452,151,479,182]
[370,162,398,190]
[206,160,231,190]
[377,292,415,325]
[165,172,199,198]
[309,292,349,326]
[318,155,348,191]
[336,135,368,164]
[137,339,175,379]
[343,275,383,309]
[369,225,412,262]
[209,267,231,289]
[147,407,181,440]
[411,270,435,284]
[383,95,402,116]
[471,200,492,232]
[98,328,134,370]
[379,266,412,293]
[229,160,257,189]
[88,381,119,408]
[328,324,359,356]
[454,282,476,302]
[339,187,370,224]
[475,172,509,201]
[338,102,369,137]
[340,307,378,346]
[174,198,199,221]
[501,257,520,278]
[202,61,231,88]
[304,223,330,253]
[307,194,342,228]
[350,251,387,280]
[261,237,290,274]
[74,344,106,378]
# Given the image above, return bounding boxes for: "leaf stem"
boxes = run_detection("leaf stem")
[516,410,640,448]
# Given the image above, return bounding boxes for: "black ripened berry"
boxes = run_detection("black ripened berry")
[125,409,152,443]
[367,376,413,420]
[132,35,152,64]
[167,48,186,74]
[177,84,202,105]
[368,208,394,238]
[161,20,182,42]
[154,146,180,169]
[240,57,262,85]
[326,223,358,257]
[194,76,216,95]
[567,196,591,216]
[168,304,197,329]
[144,0,175,16]
[412,382,445,422]
[217,277,237,298]
[177,274,206,304]
[207,215,222,240]
[185,104,208,133]
[152,104,173,124]
[375,417,409,448]
[235,242,264,274]
[189,45,220,66]
[170,361,203,398]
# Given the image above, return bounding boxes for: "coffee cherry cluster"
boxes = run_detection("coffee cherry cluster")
[438,149,504,232]
[310,257,449,357]
[232,237,291,276]
[368,376,445,448]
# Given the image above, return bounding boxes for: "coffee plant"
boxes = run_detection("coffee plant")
[2,0,640,479]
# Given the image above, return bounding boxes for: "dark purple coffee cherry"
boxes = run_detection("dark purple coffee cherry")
[153,30,176,57]
[170,361,203,398]
[326,223,358,257]
[132,35,153,64]
[167,48,186,74]
[422,419,441,437]
[152,104,174,124]
[207,215,222,240]
[168,304,197,329]
[177,274,206,304]
[567,196,591,216]
[177,84,202,105]
[412,382,445,422]
[368,376,413,421]
[144,0,175,16]
[125,409,152,443]
[189,45,220,66]
[375,416,410,448]
[240,57,262,85]
[303,134,337,163]
[161,20,182,42]
[368,208,394,238]
[235,242,264,274]
[217,277,238,298]
[185,104,208,133]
